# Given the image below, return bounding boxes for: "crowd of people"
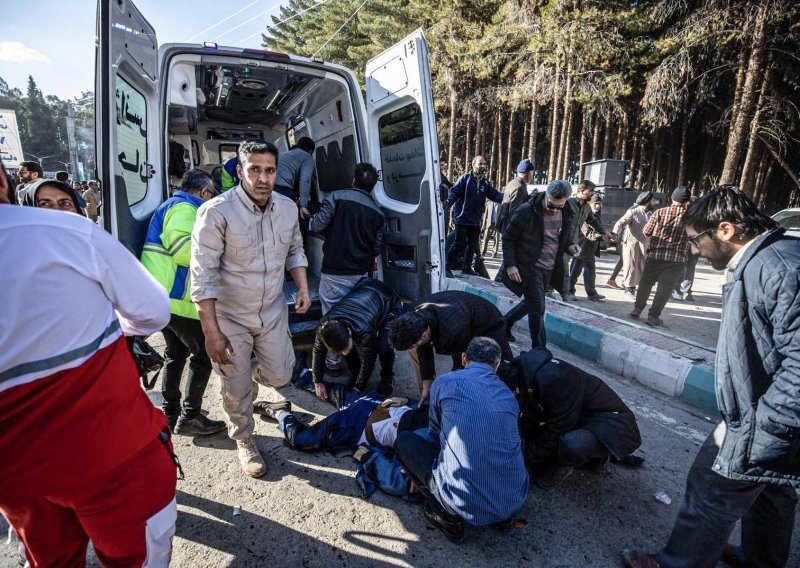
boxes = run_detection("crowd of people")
[0,133,799,567]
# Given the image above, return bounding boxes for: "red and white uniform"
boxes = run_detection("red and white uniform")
[0,205,176,567]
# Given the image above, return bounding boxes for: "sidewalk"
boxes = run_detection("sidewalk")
[443,272,719,417]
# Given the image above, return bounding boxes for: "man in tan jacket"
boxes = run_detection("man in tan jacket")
[191,139,310,477]
[82,180,101,223]
[612,192,653,297]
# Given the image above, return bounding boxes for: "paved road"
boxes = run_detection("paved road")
[481,249,722,349]
[4,336,797,567]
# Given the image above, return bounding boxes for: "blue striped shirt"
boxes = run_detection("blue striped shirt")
[429,362,529,525]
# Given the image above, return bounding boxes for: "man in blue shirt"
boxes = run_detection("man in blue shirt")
[395,337,529,543]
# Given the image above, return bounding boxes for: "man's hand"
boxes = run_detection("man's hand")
[568,244,582,256]
[314,382,328,401]
[295,288,311,314]
[299,206,310,219]
[604,231,616,241]
[420,380,433,403]
[507,265,522,283]
[205,330,234,365]
[381,396,410,408]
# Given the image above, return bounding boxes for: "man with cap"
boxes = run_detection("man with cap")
[629,186,691,327]
[495,159,534,236]
[613,192,654,297]
[568,193,608,301]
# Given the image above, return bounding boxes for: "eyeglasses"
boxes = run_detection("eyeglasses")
[546,199,564,210]
[687,228,714,245]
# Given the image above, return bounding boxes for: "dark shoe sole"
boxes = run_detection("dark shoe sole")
[174,423,227,436]
[253,400,292,417]
[422,501,465,544]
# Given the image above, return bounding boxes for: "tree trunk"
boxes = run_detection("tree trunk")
[620,113,630,160]
[752,149,770,207]
[629,129,639,187]
[560,106,575,179]
[556,62,573,179]
[740,65,771,194]
[591,110,601,160]
[677,109,690,187]
[488,108,499,180]
[730,24,751,129]
[528,100,539,163]
[721,5,768,184]
[579,110,591,180]
[758,134,800,193]
[520,110,529,162]
[496,109,506,185]
[474,105,483,156]
[447,84,458,180]
[463,103,473,168]
[602,111,613,159]
[637,136,649,190]
[505,107,517,183]
[548,64,562,179]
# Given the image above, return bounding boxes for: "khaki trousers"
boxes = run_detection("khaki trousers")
[213,313,294,440]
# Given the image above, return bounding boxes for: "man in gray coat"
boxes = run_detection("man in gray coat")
[623,186,800,568]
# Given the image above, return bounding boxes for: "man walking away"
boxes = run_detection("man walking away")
[15,160,42,205]
[141,169,226,436]
[563,180,612,301]
[83,179,101,223]
[446,155,503,276]
[191,139,311,478]
[629,187,691,327]
[568,194,608,301]
[275,136,316,218]
[500,180,578,346]
[395,337,529,543]
[623,186,800,568]
[0,165,177,566]
[613,192,653,297]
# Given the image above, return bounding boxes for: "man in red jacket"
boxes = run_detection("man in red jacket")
[0,163,178,567]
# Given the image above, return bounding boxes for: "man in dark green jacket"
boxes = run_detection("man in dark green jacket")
[624,187,800,568]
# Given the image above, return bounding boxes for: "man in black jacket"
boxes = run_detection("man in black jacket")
[500,180,578,347]
[506,348,642,490]
[388,290,513,402]
[624,187,800,568]
[309,278,401,399]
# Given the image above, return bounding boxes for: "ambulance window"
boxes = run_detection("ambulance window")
[114,76,149,206]
[378,102,424,205]
[219,144,238,164]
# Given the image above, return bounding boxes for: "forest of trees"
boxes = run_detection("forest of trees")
[0,75,94,177]
[265,0,800,213]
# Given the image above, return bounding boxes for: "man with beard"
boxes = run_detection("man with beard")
[623,186,800,568]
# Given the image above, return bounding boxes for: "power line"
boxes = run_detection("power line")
[187,0,264,41]
[211,0,286,42]
[232,0,329,47]
[312,0,369,58]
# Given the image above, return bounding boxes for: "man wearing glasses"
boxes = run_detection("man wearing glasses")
[141,169,227,437]
[500,180,579,347]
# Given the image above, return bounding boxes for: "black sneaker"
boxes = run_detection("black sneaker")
[422,499,465,544]
[628,309,641,319]
[588,293,605,301]
[534,465,574,491]
[253,400,292,421]
[646,314,666,327]
[490,518,513,534]
[174,413,227,436]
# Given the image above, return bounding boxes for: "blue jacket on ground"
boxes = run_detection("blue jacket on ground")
[447,172,503,227]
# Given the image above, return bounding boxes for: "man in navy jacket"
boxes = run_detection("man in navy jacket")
[445,156,503,275]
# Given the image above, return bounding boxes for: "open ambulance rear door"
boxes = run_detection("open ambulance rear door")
[96,0,163,255]
[365,30,444,300]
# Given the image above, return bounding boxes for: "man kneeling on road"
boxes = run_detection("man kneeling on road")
[388,290,514,402]
[506,348,642,491]
[395,337,529,543]
[306,278,402,399]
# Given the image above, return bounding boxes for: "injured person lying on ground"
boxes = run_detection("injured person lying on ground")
[502,347,644,491]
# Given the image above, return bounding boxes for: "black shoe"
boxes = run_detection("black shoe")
[422,500,465,544]
[253,400,292,421]
[174,413,227,436]
[490,518,513,534]
[628,309,641,319]
[584,455,610,474]
[646,314,666,327]
[163,408,179,432]
[534,465,574,491]
[588,293,605,301]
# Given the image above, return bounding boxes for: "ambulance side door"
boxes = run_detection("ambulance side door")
[95,0,163,255]
[365,29,444,300]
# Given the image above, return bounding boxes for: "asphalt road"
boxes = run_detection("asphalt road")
[3,335,797,567]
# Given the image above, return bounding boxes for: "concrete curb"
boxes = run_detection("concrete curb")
[444,277,719,416]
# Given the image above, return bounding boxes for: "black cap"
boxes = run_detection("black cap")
[636,191,654,205]
[671,186,691,203]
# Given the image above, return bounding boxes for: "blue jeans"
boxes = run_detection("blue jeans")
[656,432,797,568]
[569,257,598,297]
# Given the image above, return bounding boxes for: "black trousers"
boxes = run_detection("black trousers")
[504,266,551,348]
[161,314,213,418]
[633,257,684,317]
[611,245,624,280]
[395,431,460,521]
[345,325,395,391]
[657,432,797,568]
[447,225,481,271]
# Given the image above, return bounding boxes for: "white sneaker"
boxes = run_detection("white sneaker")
[237,437,267,478]
[671,291,683,301]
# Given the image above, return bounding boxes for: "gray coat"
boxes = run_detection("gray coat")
[713,228,800,487]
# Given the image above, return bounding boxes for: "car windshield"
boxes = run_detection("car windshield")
[776,212,800,229]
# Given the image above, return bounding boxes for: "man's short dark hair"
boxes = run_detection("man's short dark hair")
[578,179,596,192]
[465,337,502,367]
[20,161,43,176]
[237,139,278,166]
[320,320,350,353]
[55,171,69,182]
[353,162,379,192]
[180,169,214,194]
[682,186,777,238]
[388,312,426,350]
[294,137,315,154]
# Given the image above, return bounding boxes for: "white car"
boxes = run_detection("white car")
[772,208,800,236]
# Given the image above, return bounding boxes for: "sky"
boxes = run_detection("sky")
[0,0,289,100]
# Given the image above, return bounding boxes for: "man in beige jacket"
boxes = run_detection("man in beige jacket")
[191,139,310,477]
[612,191,653,297]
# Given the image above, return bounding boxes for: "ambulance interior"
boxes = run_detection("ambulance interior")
[165,58,361,336]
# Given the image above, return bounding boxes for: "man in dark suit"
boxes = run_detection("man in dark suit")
[388,290,513,401]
